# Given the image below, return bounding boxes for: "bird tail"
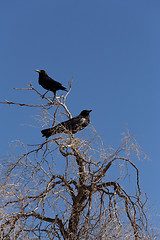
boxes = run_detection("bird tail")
[61,86,68,92]
[41,122,69,138]
[41,128,55,138]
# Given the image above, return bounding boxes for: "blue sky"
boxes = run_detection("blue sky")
[0,0,159,232]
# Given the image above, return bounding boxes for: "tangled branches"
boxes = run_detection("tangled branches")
[0,81,154,239]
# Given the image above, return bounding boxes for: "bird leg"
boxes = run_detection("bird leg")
[52,92,56,101]
[41,91,49,98]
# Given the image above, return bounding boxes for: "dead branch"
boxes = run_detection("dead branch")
[0,81,154,240]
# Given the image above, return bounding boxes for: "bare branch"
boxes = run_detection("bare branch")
[0,81,155,240]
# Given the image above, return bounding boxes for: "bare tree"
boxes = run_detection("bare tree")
[0,82,155,239]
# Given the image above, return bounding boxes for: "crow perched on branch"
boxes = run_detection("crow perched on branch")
[41,110,92,138]
[35,70,67,96]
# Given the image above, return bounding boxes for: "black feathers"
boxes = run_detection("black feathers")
[41,110,92,138]
[35,70,92,138]
[35,69,67,95]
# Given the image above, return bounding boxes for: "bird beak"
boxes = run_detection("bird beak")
[35,69,40,73]
[89,110,92,113]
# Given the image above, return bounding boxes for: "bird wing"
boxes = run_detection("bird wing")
[62,115,89,133]
[51,116,80,133]
[46,77,63,89]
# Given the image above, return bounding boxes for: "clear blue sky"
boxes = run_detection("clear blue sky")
[0,0,159,232]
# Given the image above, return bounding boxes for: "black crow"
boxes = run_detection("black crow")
[41,110,92,138]
[35,70,67,95]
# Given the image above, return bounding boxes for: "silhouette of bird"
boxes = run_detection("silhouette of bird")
[41,110,92,138]
[35,70,67,96]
